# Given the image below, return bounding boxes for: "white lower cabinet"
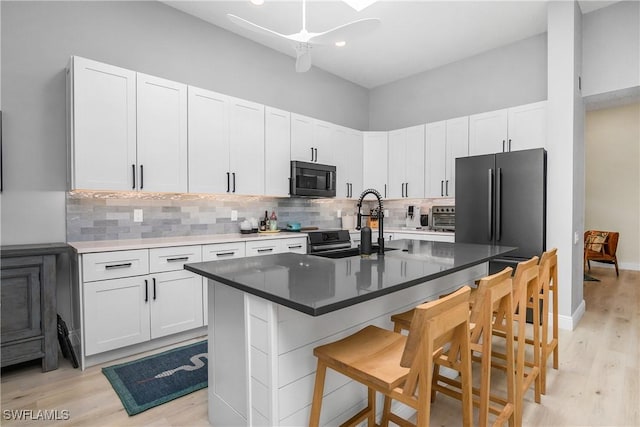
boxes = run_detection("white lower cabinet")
[149,270,203,339]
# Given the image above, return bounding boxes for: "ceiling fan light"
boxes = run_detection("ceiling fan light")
[335,40,347,47]
[250,0,264,5]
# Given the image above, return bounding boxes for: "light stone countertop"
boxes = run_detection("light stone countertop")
[68,232,309,254]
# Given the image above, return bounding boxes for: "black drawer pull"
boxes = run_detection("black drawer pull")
[153,278,157,300]
[144,279,148,302]
[216,252,236,257]
[105,262,132,270]
[288,245,303,249]
[257,248,274,253]
[166,256,189,262]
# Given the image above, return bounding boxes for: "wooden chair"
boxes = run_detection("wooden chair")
[309,286,473,427]
[391,269,517,427]
[584,230,620,276]
[491,257,541,426]
[538,248,559,394]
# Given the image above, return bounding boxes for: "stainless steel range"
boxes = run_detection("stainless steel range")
[307,230,395,259]
[430,206,455,232]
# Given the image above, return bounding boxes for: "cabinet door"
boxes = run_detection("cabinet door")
[333,126,350,198]
[468,108,508,156]
[150,270,203,338]
[71,56,137,191]
[290,113,315,162]
[444,116,469,198]
[362,132,388,197]
[84,276,150,355]
[1,266,42,342]
[425,121,446,198]
[387,128,406,198]
[313,120,334,164]
[404,125,425,198]
[281,237,307,254]
[265,107,291,197]
[507,101,547,151]
[345,129,363,198]
[137,73,188,193]
[245,240,281,257]
[187,86,230,194]
[229,97,265,195]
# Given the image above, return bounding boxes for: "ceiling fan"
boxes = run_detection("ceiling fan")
[227,0,380,72]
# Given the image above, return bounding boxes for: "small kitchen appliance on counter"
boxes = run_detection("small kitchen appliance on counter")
[405,205,422,229]
[430,206,455,231]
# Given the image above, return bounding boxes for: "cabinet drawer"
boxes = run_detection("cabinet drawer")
[281,238,307,254]
[202,242,246,261]
[82,250,149,282]
[245,240,280,257]
[149,245,202,273]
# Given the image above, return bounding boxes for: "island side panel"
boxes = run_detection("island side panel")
[209,280,248,426]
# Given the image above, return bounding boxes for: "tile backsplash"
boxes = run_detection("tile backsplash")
[66,191,454,242]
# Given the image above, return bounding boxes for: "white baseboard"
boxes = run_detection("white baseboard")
[558,299,585,331]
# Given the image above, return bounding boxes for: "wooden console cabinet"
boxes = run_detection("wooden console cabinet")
[1,243,68,372]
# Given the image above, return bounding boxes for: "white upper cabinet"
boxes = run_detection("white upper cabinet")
[468,108,508,156]
[506,101,547,151]
[188,90,264,195]
[228,97,265,195]
[187,86,230,194]
[469,101,547,155]
[136,73,188,193]
[426,117,469,198]
[290,113,334,164]
[362,132,389,198]
[69,56,137,191]
[265,107,291,197]
[387,125,425,198]
[334,126,362,198]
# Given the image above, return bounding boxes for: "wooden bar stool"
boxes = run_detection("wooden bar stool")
[309,286,473,427]
[538,248,559,394]
[491,257,541,426]
[391,269,517,427]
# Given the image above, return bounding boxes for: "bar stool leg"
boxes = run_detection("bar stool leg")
[380,396,392,427]
[309,361,327,427]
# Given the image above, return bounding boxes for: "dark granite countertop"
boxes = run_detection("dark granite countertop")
[184,239,516,316]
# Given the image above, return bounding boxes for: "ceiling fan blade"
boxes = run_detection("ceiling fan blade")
[309,18,380,45]
[227,14,295,41]
[295,46,312,73]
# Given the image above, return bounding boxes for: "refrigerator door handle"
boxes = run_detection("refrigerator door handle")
[496,167,502,241]
[488,168,494,241]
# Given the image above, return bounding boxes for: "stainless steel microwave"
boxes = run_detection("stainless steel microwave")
[290,161,336,197]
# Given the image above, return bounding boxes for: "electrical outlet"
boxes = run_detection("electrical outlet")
[574,231,579,245]
[133,209,143,223]
[337,209,342,218]
[384,209,389,217]
[231,210,238,221]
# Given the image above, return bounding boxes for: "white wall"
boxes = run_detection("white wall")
[585,103,640,271]
[0,1,369,246]
[368,33,548,130]
[582,1,640,97]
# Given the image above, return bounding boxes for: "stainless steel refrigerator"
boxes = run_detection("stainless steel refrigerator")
[455,148,546,273]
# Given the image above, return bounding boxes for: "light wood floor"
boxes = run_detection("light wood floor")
[1,266,638,426]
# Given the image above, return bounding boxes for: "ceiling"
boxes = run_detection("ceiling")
[164,0,619,89]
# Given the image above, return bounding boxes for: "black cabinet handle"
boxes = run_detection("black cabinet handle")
[144,279,148,302]
[405,182,408,197]
[441,180,444,197]
[496,168,502,241]
[311,147,314,162]
[288,245,303,249]
[216,252,236,257]
[227,172,230,192]
[502,140,506,152]
[153,278,157,300]
[232,172,236,192]
[445,180,449,196]
[132,164,136,189]
[488,169,494,241]
[384,184,387,198]
[257,248,274,253]
[314,148,318,162]
[105,262,132,270]
[167,256,189,262]
[140,165,144,189]
[508,139,512,152]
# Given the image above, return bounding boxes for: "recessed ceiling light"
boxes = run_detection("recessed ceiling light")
[250,0,264,5]
[335,40,347,47]
[342,0,377,12]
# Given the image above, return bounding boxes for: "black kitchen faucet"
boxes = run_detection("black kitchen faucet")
[355,188,385,255]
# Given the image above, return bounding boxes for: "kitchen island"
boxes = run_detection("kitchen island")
[185,239,515,426]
